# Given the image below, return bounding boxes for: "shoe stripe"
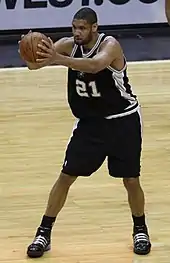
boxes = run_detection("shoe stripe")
[134,233,149,243]
[33,235,48,247]
[135,237,149,242]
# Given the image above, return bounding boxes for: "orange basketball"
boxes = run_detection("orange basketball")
[19,32,50,63]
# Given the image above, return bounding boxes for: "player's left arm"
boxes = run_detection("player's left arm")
[55,38,120,73]
[36,38,122,73]
[165,0,170,24]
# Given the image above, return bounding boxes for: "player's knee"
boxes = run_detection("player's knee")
[57,172,77,188]
[123,177,140,192]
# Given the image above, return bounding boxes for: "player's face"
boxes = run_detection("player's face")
[72,19,96,45]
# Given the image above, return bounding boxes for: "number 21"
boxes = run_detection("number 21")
[76,79,101,97]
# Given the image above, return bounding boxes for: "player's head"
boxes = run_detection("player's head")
[72,7,98,45]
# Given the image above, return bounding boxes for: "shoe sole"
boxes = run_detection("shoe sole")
[134,247,151,255]
[27,244,51,258]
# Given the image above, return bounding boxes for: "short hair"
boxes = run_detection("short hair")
[73,7,97,25]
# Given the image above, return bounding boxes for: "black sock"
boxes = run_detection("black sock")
[132,214,146,227]
[40,215,56,230]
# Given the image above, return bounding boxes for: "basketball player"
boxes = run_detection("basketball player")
[21,7,151,258]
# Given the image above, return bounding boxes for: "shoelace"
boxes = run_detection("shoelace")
[134,233,150,243]
[33,235,48,247]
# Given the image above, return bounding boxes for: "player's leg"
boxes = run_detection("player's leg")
[27,172,77,258]
[27,118,106,258]
[107,109,151,255]
[123,177,150,255]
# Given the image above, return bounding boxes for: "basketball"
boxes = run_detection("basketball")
[19,32,50,63]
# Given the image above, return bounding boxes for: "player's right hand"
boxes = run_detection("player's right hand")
[18,30,32,47]
[18,30,41,70]
[18,30,31,55]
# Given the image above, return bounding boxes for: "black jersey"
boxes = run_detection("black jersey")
[67,33,139,119]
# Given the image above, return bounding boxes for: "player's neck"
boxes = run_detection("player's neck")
[83,33,99,52]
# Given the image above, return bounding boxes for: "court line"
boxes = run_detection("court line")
[0,59,170,72]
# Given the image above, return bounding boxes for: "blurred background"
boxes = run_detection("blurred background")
[0,0,170,68]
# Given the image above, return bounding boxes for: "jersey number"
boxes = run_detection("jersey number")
[76,79,101,98]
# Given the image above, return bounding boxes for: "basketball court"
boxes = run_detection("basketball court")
[0,60,170,262]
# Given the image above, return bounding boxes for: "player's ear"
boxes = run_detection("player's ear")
[92,23,98,33]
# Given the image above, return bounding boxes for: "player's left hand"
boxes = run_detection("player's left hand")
[36,37,57,65]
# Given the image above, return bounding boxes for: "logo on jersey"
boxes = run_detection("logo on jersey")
[77,71,85,79]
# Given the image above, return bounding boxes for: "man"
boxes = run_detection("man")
[165,0,170,24]
[22,7,151,258]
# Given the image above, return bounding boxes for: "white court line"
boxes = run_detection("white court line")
[128,59,170,65]
[0,65,66,72]
[0,59,170,72]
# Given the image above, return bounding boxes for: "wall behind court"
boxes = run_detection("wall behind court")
[1,0,170,68]
[0,0,166,31]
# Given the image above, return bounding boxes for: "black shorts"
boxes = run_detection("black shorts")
[61,109,142,178]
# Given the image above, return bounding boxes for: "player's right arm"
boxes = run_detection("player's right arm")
[165,0,170,24]
[24,37,73,70]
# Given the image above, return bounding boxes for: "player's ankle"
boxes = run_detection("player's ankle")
[39,215,56,230]
[132,214,146,226]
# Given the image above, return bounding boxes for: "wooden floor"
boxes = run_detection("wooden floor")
[0,61,170,263]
